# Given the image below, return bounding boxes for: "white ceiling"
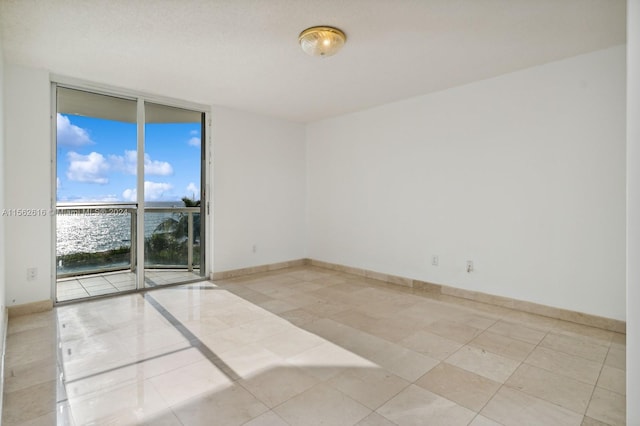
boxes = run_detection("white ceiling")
[0,0,626,122]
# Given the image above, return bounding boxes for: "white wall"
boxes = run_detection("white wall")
[308,46,626,321]
[1,17,7,331]
[211,106,306,272]
[3,65,52,306]
[627,0,639,421]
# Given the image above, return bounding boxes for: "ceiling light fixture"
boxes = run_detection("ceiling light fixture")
[298,26,346,57]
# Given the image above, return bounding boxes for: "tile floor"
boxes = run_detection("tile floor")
[3,266,626,425]
[56,270,203,302]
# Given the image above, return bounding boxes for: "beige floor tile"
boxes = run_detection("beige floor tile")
[4,332,56,368]
[398,330,463,360]
[216,344,285,379]
[525,346,602,385]
[356,298,419,320]
[8,311,55,335]
[424,319,483,344]
[596,365,625,395]
[366,317,421,343]
[449,312,499,330]
[278,308,321,326]
[198,325,261,353]
[356,412,396,425]
[137,411,183,425]
[415,362,501,412]
[302,300,353,317]
[3,357,57,393]
[506,364,594,414]
[503,310,559,331]
[469,330,535,362]
[120,326,191,357]
[59,333,136,381]
[481,387,583,426]
[303,318,372,348]
[238,365,319,408]
[147,359,235,406]
[258,299,298,314]
[552,321,614,345]
[487,320,547,345]
[231,316,293,343]
[610,332,626,346]
[180,316,231,337]
[604,345,626,370]
[256,328,326,358]
[2,380,56,426]
[395,299,460,324]
[326,367,410,410]
[446,345,520,383]
[376,384,476,426]
[540,332,609,363]
[68,380,171,425]
[331,310,378,331]
[585,387,626,426]
[368,343,440,382]
[581,416,612,426]
[66,346,205,399]
[172,383,269,426]
[280,292,326,308]
[274,383,371,426]
[213,303,273,327]
[242,411,289,426]
[287,342,378,381]
[468,415,503,426]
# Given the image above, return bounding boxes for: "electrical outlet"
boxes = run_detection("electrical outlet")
[466,261,473,273]
[252,244,257,253]
[27,267,38,281]
[431,255,439,266]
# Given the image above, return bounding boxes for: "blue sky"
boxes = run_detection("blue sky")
[56,114,201,203]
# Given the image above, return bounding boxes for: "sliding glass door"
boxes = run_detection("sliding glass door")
[54,86,206,302]
[143,102,204,287]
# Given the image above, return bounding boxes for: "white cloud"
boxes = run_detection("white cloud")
[57,177,61,190]
[122,188,136,202]
[110,150,173,176]
[145,154,173,175]
[66,151,109,184]
[109,150,137,175]
[186,182,199,196]
[188,137,201,147]
[122,181,174,202]
[190,130,199,135]
[57,114,94,146]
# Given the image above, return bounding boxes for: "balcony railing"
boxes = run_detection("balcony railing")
[56,204,200,278]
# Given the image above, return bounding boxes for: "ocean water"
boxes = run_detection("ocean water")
[56,208,186,256]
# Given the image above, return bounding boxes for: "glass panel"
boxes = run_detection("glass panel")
[56,206,135,276]
[143,102,203,286]
[55,88,138,302]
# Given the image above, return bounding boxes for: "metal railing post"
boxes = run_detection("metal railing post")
[187,212,194,272]
[130,209,137,273]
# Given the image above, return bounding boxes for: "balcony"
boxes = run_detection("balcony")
[56,204,202,302]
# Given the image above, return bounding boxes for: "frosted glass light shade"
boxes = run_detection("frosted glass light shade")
[299,26,346,57]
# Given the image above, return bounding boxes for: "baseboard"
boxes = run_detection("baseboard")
[308,259,626,334]
[7,299,53,318]
[210,259,309,280]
